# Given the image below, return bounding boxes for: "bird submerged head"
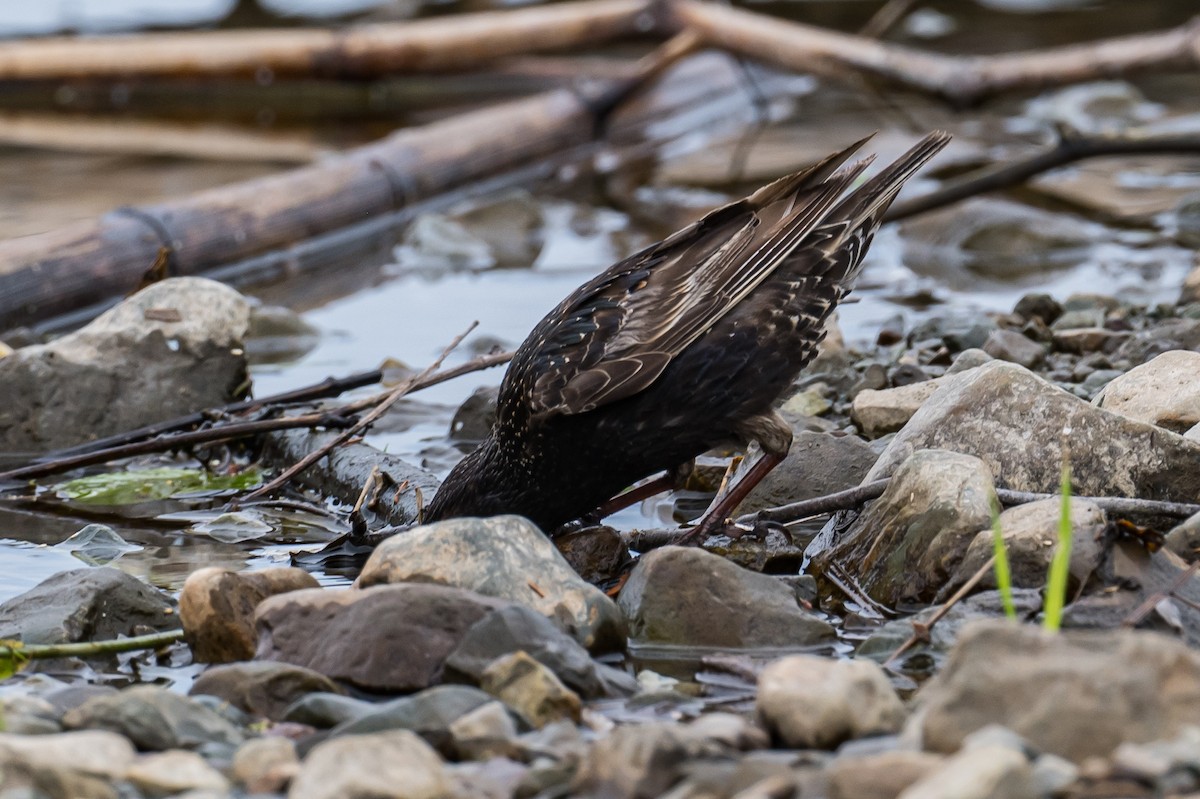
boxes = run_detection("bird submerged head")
[422,436,518,525]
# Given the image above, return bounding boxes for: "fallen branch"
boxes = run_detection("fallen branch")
[887,128,1200,222]
[0,0,653,81]
[669,0,1200,107]
[883,555,997,668]
[1123,559,1200,627]
[239,323,477,503]
[0,630,183,677]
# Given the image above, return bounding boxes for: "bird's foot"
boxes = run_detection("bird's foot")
[676,517,788,546]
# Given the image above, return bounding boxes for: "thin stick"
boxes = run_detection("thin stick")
[883,554,996,668]
[887,129,1200,222]
[239,323,478,503]
[995,488,1200,521]
[1123,559,1200,627]
[858,0,922,40]
[0,630,183,663]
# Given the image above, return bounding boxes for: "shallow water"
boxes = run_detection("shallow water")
[0,1,1198,661]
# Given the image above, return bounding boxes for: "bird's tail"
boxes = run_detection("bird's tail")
[833,131,951,235]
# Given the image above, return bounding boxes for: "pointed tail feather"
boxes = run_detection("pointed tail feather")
[830,131,951,228]
[748,131,877,209]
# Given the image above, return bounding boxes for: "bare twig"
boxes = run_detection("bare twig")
[883,555,997,668]
[995,488,1200,521]
[239,324,478,503]
[669,0,1200,107]
[858,0,922,40]
[1123,559,1200,627]
[0,630,183,672]
[887,129,1200,222]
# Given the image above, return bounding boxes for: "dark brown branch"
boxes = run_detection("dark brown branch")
[238,323,477,503]
[887,129,1200,222]
[669,0,1200,108]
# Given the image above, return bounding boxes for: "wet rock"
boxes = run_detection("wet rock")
[915,621,1200,761]
[1013,293,1063,326]
[851,380,941,438]
[0,277,250,451]
[1051,308,1106,330]
[191,661,342,721]
[897,744,1034,799]
[288,730,452,799]
[63,684,244,751]
[757,656,906,749]
[858,590,1042,674]
[449,385,499,443]
[865,361,1200,504]
[445,604,637,699]
[41,685,118,716]
[553,525,630,586]
[1051,326,1127,354]
[358,515,625,652]
[982,329,1044,369]
[815,450,996,606]
[827,750,944,799]
[395,213,496,271]
[126,750,230,797]
[0,730,134,781]
[1114,318,1200,365]
[281,693,373,729]
[255,583,508,693]
[481,651,582,728]
[453,189,544,268]
[328,685,496,756]
[944,498,1107,599]
[0,695,62,735]
[889,364,930,388]
[617,546,835,648]
[1166,511,1200,561]
[734,431,877,516]
[946,347,994,374]
[1095,350,1200,433]
[448,701,521,760]
[571,721,740,799]
[244,303,319,364]
[181,566,318,664]
[0,567,176,646]
[233,736,298,794]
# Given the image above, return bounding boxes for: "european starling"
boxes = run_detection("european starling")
[425,132,951,539]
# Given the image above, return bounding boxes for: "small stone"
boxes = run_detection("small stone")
[181,566,318,663]
[0,730,134,780]
[888,364,930,388]
[757,655,906,749]
[63,684,244,751]
[617,546,835,648]
[851,380,941,438]
[1095,350,1200,432]
[1013,293,1063,325]
[190,661,342,721]
[1031,753,1079,796]
[827,750,944,799]
[897,744,1035,799]
[781,386,832,417]
[281,693,374,728]
[982,329,1045,369]
[287,730,452,799]
[328,685,495,756]
[1166,511,1200,561]
[449,386,499,443]
[232,736,298,794]
[126,750,230,798]
[734,431,877,516]
[1052,326,1126,354]
[448,701,521,760]
[571,722,732,798]
[481,651,582,728]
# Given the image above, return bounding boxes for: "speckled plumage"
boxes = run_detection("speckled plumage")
[425,132,951,533]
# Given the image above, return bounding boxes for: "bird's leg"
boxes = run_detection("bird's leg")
[584,461,695,524]
[678,411,792,545]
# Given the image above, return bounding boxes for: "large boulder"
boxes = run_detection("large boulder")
[1094,350,1200,433]
[358,515,625,652]
[734,431,877,515]
[0,278,250,451]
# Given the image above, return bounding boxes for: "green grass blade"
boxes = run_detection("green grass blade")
[1043,460,1073,632]
[990,499,1016,620]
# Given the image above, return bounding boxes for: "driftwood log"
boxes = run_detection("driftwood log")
[668,0,1200,107]
[0,0,655,81]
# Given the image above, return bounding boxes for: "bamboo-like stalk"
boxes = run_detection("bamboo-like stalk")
[0,0,655,81]
[670,0,1200,107]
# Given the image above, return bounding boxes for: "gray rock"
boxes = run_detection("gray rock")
[449,385,499,443]
[444,604,637,699]
[232,736,298,794]
[255,583,508,693]
[943,498,1107,600]
[0,730,134,780]
[756,656,906,749]
[453,190,544,268]
[1095,350,1200,433]
[0,567,176,646]
[447,701,520,761]
[858,590,1042,673]
[982,329,1045,369]
[946,348,993,374]
[827,751,944,799]
[126,750,230,797]
[571,721,739,799]
[1167,511,1200,561]
[358,515,625,652]
[813,450,997,606]
[1052,326,1126,355]
[0,277,250,451]
[481,651,581,729]
[281,692,374,729]
[287,730,452,799]
[244,303,319,364]
[914,621,1200,761]
[449,758,530,799]
[330,685,497,756]
[1030,753,1078,797]
[1181,255,1200,305]
[1114,317,1200,365]
[1012,293,1063,326]
[733,432,877,516]
[1052,308,1106,330]
[617,546,835,648]
[190,661,342,721]
[553,525,629,586]
[866,361,1200,505]
[181,566,318,664]
[896,744,1035,799]
[63,685,244,751]
[851,380,941,438]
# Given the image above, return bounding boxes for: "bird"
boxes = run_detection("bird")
[423,131,951,541]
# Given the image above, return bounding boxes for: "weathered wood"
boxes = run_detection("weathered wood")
[0,0,655,81]
[670,0,1200,107]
